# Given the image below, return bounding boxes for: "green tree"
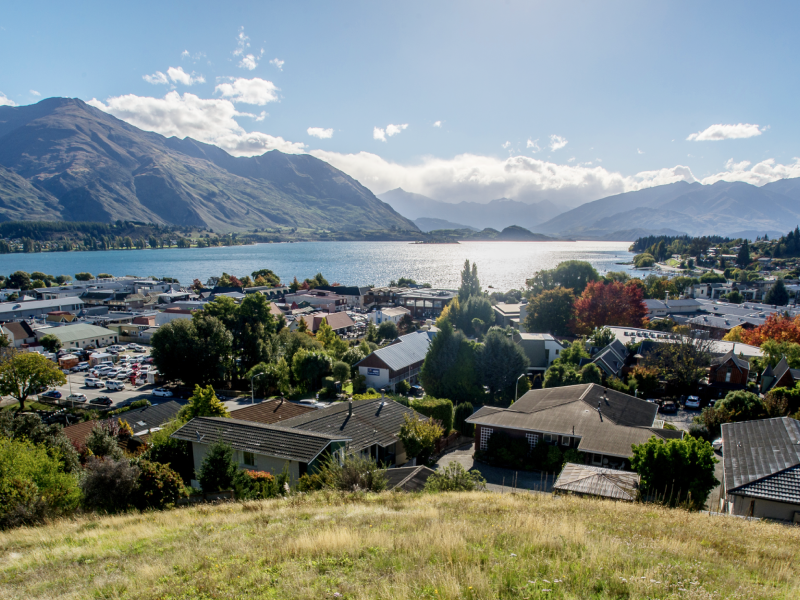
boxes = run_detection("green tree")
[453,402,474,436]
[178,385,230,421]
[736,240,750,268]
[644,336,712,392]
[332,360,351,384]
[410,396,454,433]
[80,457,139,513]
[151,317,232,386]
[74,272,94,281]
[377,320,399,341]
[760,340,800,368]
[456,295,494,333]
[292,349,332,390]
[39,334,62,353]
[764,278,789,306]
[0,412,80,473]
[0,351,66,412]
[458,259,482,302]
[591,327,615,348]
[579,363,603,384]
[630,435,719,509]
[197,440,237,492]
[250,268,281,287]
[86,422,124,460]
[365,321,379,343]
[556,339,591,366]
[247,358,292,397]
[145,419,193,483]
[398,413,443,464]
[131,460,187,510]
[524,287,575,335]
[543,363,581,388]
[8,271,31,290]
[419,321,483,402]
[316,319,348,360]
[476,328,529,402]
[526,260,599,296]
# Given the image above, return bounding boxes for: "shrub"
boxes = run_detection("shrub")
[561,448,583,468]
[322,376,337,391]
[144,420,193,483]
[395,380,411,395]
[332,361,351,383]
[315,454,387,492]
[80,457,139,513]
[0,412,80,473]
[424,462,486,492]
[233,468,288,499]
[377,320,399,341]
[352,390,382,401]
[178,385,229,421]
[197,440,236,492]
[398,413,443,464]
[86,421,124,460]
[410,396,454,433]
[132,460,187,509]
[0,437,81,529]
[453,402,474,437]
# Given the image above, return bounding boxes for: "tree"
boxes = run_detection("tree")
[739,313,800,346]
[151,317,232,386]
[736,240,750,268]
[760,339,800,368]
[419,321,483,402]
[764,278,789,306]
[145,419,194,483]
[377,320,399,341]
[476,328,529,402]
[247,358,292,397]
[197,439,237,492]
[579,363,602,384]
[571,280,647,335]
[453,402,474,436]
[39,334,62,352]
[644,337,712,393]
[0,351,66,412]
[524,288,575,335]
[410,396,454,433]
[556,339,590,366]
[456,296,494,333]
[424,462,487,492]
[365,321,378,343]
[700,271,725,283]
[630,435,719,509]
[292,349,332,390]
[722,290,743,304]
[131,460,187,510]
[80,457,140,513]
[458,259,482,302]
[178,385,230,421]
[397,413,443,464]
[0,412,80,473]
[591,326,615,348]
[526,260,599,296]
[332,360,350,384]
[251,269,281,287]
[543,363,581,388]
[74,272,94,281]
[633,253,655,268]
[86,421,124,460]
[8,271,31,290]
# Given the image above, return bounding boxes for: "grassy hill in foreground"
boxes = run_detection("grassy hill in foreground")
[0,492,797,599]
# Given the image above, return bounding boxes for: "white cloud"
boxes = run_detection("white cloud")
[269,58,284,71]
[30,89,41,97]
[0,92,16,106]
[567,157,576,163]
[166,66,205,86]
[686,123,763,141]
[433,121,442,128]
[549,134,568,151]
[307,127,334,139]
[87,91,305,157]
[181,50,190,58]
[308,149,698,206]
[215,78,279,105]
[526,138,540,153]
[701,158,800,186]
[373,127,386,142]
[637,148,644,154]
[143,71,169,85]
[385,123,408,137]
[255,111,267,122]
[233,27,264,70]
[501,141,511,149]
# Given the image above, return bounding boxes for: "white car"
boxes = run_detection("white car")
[152,388,173,397]
[105,380,125,391]
[712,438,723,453]
[67,393,88,403]
[685,395,701,409]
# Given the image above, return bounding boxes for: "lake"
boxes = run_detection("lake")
[0,241,635,291]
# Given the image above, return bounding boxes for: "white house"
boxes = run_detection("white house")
[367,306,411,325]
[356,329,437,390]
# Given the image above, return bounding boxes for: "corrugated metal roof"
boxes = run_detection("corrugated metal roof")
[358,330,436,372]
[385,466,436,491]
[118,401,181,435]
[723,417,800,504]
[554,463,640,500]
[44,323,117,343]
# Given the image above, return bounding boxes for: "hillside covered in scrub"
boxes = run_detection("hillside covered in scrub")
[0,492,797,600]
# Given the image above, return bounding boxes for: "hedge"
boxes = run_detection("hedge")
[411,396,454,433]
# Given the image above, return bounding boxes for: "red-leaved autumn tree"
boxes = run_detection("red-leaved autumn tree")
[740,313,800,346]
[571,280,647,335]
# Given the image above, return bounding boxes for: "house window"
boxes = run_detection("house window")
[725,369,732,383]
[526,433,539,448]
[543,433,553,444]
[480,427,493,450]
[561,436,571,446]
[243,451,255,466]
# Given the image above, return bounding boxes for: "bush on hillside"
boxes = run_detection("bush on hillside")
[131,459,187,510]
[234,467,289,499]
[424,462,486,492]
[80,457,140,513]
[144,420,193,483]
[197,440,237,493]
[453,402,474,437]
[411,396,454,433]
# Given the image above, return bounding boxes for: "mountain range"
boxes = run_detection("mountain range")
[377,188,563,232]
[531,180,800,239]
[0,98,417,232]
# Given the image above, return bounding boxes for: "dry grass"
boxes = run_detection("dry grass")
[0,491,798,599]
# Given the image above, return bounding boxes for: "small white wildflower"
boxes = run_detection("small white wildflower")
[510,553,517,557]
[543,579,551,583]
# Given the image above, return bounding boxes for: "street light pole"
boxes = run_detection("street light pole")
[251,372,266,404]
[514,373,527,405]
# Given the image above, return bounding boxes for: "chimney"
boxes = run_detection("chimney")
[348,400,353,417]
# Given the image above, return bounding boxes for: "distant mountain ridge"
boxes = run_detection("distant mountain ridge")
[0,98,417,232]
[378,187,563,231]
[533,179,800,240]
[413,217,479,232]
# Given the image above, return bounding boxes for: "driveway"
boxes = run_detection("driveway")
[434,442,555,494]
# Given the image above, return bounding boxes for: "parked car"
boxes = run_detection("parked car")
[76,362,90,371]
[105,380,125,391]
[712,438,723,453]
[152,388,173,397]
[89,396,113,406]
[410,385,424,397]
[684,395,701,409]
[659,400,678,414]
[84,377,104,388]
[67,393,88,403]
[40,390,62,399]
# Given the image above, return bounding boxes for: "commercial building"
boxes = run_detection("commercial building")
[0,297,85,320]
[35,323,119,349]
[357,329,437,390]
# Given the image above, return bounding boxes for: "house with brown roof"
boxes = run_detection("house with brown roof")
[229,398,315,425]
[708,350,750,390]
[1,321,36,347]
[297,312,355,335]
[760,357,800,393]
[466,383,683,470]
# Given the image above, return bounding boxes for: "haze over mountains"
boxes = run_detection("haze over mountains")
[0,98,417,232]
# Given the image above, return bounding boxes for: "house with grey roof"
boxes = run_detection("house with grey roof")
[356,329,437,391]
[590,339,628,377]
[466,383,683,470]
[553,463,640,501]
[0,297,85,320]
[759,357,800,393]
[34,323,119,349]
[721,417,800,522]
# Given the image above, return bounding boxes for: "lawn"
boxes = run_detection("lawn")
[0,401,52,413]
[0,492,797,600]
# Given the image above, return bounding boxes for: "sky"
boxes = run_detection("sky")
[2,1,800,208]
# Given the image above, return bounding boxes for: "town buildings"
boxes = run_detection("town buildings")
[356,329,437,390]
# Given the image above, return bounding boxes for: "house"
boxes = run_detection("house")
[512,332,564,374]
[0,297,85,320]
[466,383,683,470]
[155,307,193,326]
[229,398,315,425]
[395,289,457,319]
[278,397,422,466]
[356,329,437,390]
[35,323,119,349]
[298,311,355,335]
[708,350,750,389]
[62,401,182,446]
[46,311,77,323]
[172,417,351,486]
[760,357,800,393]
[604,326,764,361]
[1,321,36,347]
[315,285,371,309]
[284,290,348,312]
[590,339,629,378]
[493,302,522,328]
[721,417,800,522]
[384,465,436,491]
[368,306,411,325]
[685,314,760,340]
[553,463,640,501]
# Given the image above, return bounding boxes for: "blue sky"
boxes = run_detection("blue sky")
[2,1,799,207]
